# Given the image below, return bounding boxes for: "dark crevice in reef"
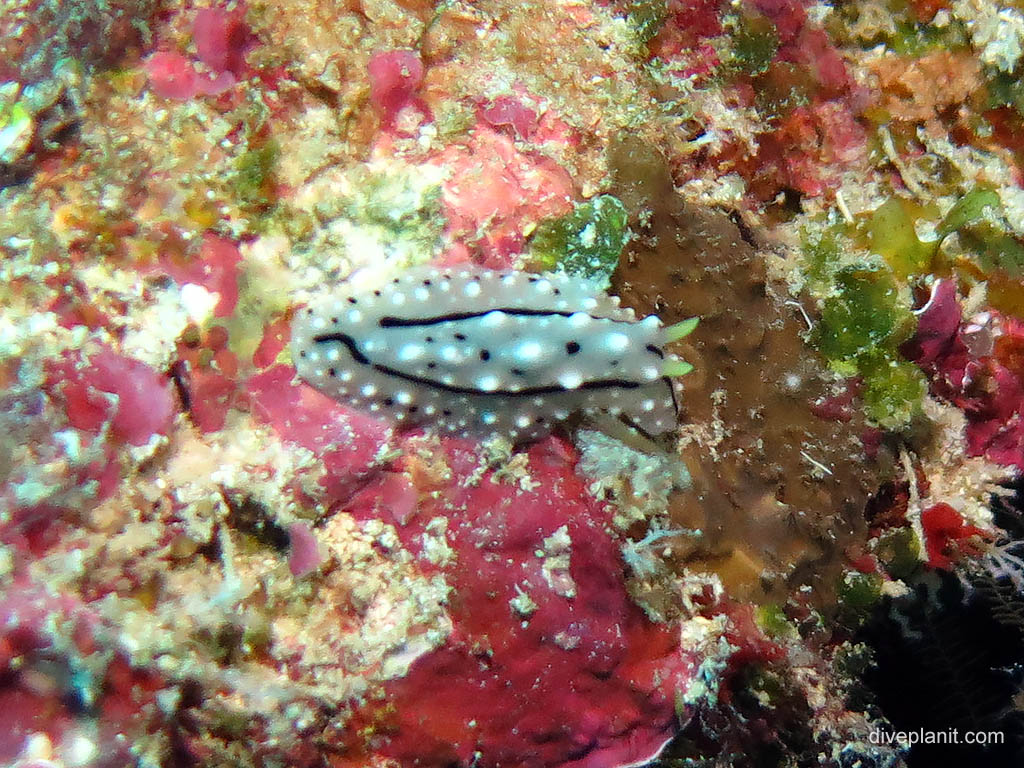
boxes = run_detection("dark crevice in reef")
[607,133,894,607]
[857,574,1024,768]
[856,480,1024,768]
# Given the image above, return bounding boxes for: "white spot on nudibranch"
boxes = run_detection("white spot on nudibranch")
[568,312,591,329]
[558,370,583,389]
[515,340,543,362]
[481,310,507,328]
[605,332,629,353]
[476,374,500,391]
[397,343,423,362]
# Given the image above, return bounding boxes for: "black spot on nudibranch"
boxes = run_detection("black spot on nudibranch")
[455,333,467,341]
[511,367,525,376]
[347,297,357,304]
[566,341,581,354]
[328,367,336,377]
[480,350,491,361]
[427,362,437,369]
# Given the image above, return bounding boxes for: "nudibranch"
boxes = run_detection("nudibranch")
[291,265,697,440]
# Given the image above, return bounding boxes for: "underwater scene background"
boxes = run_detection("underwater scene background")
[3,0,1024,766]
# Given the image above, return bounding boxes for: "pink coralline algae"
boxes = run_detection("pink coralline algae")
[146,50,235,100]
[368,50,426,127]
[904,279,1024,471]
[1,346,172,542]
[45,346,175,447]
[158,233,242,317]
[286,521,323,577]
[432,126,574,266]
[343,436,706,767]
[193,7,251,77]
[0,585,161,767]
[173,324,242,434]
[479,95,539,140]
[145,6,251,100]
[247,364,393,505]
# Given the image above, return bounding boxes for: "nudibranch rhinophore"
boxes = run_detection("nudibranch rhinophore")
[291,265,697,440]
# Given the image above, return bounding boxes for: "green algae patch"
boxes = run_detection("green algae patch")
[756,604,798,640]
[873,527,921,581]
[986,69,1024,118]
[868,197,933,279]
[859,350,927,428]
[960,223,1024,277]
[814,264,914,364]
[625,0,668,45]
[802,216,850,286]
[937,187,1024,278]
[826,0,969,56]
[234,138,281,231]
[528,194,629,281]
[838,571,883,625]
[810,261,923,429]
[937,186,1002,239]
[723,12,779,77]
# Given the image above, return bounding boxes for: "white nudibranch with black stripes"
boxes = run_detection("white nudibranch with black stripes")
[291,265,697,441]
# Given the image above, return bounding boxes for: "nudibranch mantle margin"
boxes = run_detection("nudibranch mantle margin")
[291,265,695,441]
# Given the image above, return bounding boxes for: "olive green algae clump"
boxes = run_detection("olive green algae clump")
[529,194,629,283]
[803,221,925,430]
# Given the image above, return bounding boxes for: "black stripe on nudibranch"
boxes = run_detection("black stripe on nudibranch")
[378,307,585,328]
[311,332,370,365]
[309,330,644,398]
[646,344,665,358]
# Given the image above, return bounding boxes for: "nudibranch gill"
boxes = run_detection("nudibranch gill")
[291,265,697,440]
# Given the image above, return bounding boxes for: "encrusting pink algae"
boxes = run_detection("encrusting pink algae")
[2,0,1024,766]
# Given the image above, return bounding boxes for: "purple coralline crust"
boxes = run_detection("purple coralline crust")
[343,436,701,768]
[905,281,1024,471]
